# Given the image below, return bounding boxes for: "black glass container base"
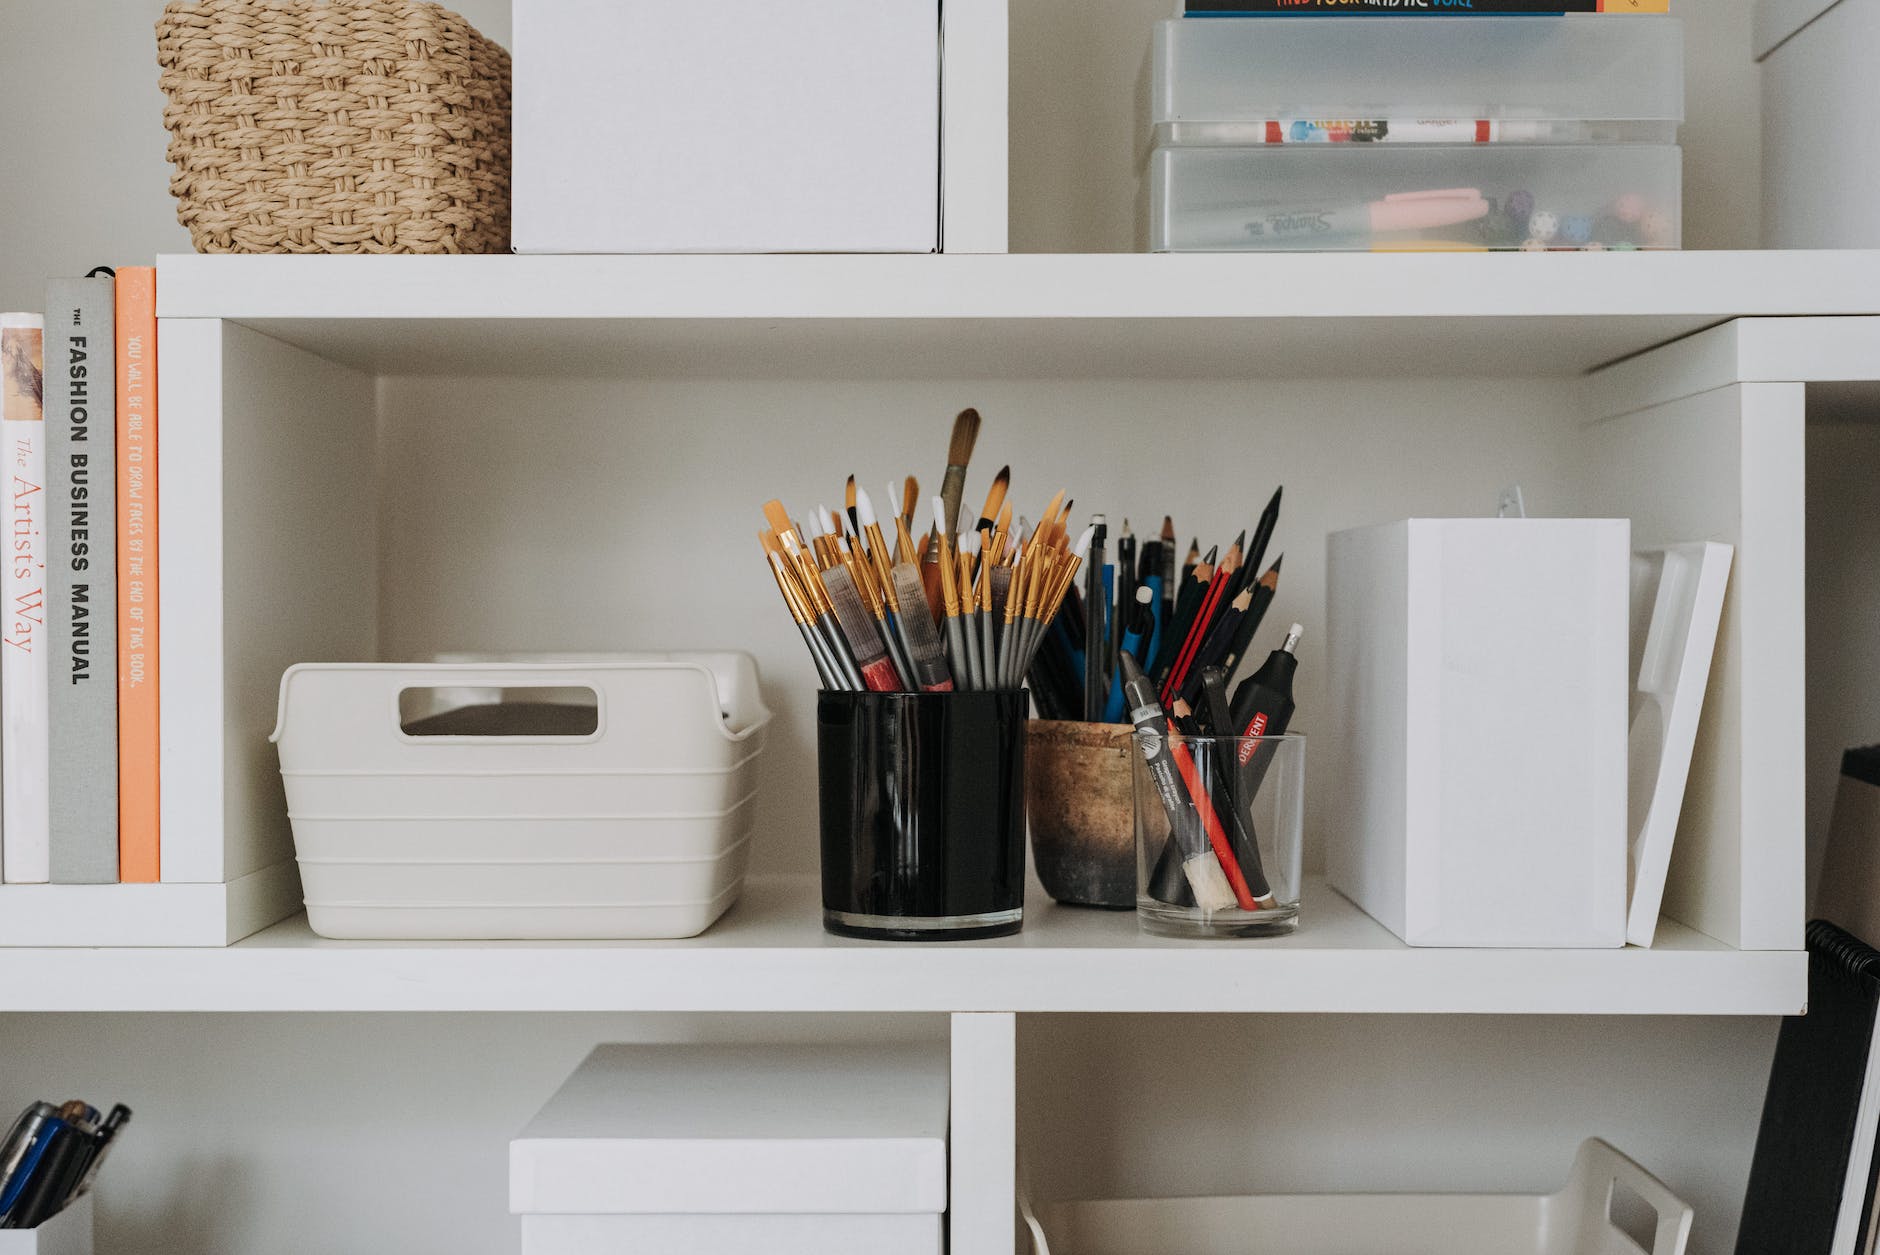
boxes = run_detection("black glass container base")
[824,907,1024,942]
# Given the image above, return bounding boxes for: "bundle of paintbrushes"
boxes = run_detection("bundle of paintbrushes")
[1023,485,1291,726]
[757,408,1086,694]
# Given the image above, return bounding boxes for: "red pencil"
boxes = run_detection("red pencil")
[1163,535,1242,704]
[1169,732,1259,911]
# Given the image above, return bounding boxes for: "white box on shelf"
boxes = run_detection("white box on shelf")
[0,1194,93,1255]
[521,1213,942,1255]
[1326,517,1630,948]
[512,0,940,253]
[510,1043,948,1216]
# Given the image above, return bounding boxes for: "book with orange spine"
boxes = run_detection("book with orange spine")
[115,267,157,882]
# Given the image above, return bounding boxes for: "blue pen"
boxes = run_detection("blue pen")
[0,1118,64,1217]
[1102,586,1158,723]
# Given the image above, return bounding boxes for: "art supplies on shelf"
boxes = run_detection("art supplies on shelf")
[757,410,1081,698]
[0,1099,128,1233]
[1145,15,1684,251]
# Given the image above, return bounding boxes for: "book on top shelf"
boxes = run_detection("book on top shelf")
[1183,1,1669,13]
[1,311,50,884]
[116,267,157,883]
[46,272,118,883]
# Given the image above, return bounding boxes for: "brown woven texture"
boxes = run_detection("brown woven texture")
[156,0,510,254]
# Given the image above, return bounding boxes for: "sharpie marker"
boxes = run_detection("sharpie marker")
[1189,188,1490,247]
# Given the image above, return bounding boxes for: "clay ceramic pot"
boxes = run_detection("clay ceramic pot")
[1025,720,1136,909]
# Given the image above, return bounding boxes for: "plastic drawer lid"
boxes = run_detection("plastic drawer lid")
[1152,16,1684,125]
[271,653,772,745]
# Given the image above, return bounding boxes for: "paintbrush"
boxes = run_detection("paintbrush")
[931,496,970,685]
[922,409,981,617]
[764,500,864,690]
[851,486,917,685]
[976,464,1010,534]
[762,532,843,689]
[958,530,985,689]
[822,562,905,692]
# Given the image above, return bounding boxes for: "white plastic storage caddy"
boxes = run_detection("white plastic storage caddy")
[1326,519,1630,948]
[512,0,940,253]
[271,653,770,940]
[0,1194,92,1255]
[1028,1139,1692,1255]
[511,1043,946,1255]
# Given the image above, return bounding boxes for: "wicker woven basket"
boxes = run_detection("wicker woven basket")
[156,0,511,254]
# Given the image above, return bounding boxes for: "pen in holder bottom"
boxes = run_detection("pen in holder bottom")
[817,689,1029,941]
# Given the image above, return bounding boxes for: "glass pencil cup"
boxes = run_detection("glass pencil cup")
[1132,732,1305,939]
[817,690,1029,941]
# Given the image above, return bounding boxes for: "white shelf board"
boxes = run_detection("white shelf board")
[156,251,1880,380]
[0,876,1802,1015]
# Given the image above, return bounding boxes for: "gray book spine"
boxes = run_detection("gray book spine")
[46,275,117,882]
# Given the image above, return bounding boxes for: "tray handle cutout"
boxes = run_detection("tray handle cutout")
[397,686,600,739]
[1570,1138,1694,1255]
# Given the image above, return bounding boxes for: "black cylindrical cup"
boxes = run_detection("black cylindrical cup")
[818,690,1028,941]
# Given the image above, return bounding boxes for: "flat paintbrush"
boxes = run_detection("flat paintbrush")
[890,559,955,691]
[854,487,918,685]
[822,563,905,692]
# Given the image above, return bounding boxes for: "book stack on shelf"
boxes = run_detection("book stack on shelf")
[0,269,161,912]
[1146,0,1684,252]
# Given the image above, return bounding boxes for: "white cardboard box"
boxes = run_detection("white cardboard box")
[510,1043,948,1215]
[0,1194,92,1255]
[522,1212,942,1255]
[513,0,940,253]
[1326,519,1630,948]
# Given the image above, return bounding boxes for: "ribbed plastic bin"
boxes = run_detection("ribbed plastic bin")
[1027,1139,1691,1255]
[271,654,771,939]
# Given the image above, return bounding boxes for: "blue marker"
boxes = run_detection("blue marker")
[1102,587,1158,723]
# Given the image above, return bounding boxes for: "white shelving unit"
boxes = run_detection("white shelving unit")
[81,246,1862,1253]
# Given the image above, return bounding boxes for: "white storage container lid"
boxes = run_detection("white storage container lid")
[1152,17,1684,127]
[510,1044,949,1216]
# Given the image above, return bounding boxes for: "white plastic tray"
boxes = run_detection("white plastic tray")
[1027,1139,1691,1255]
